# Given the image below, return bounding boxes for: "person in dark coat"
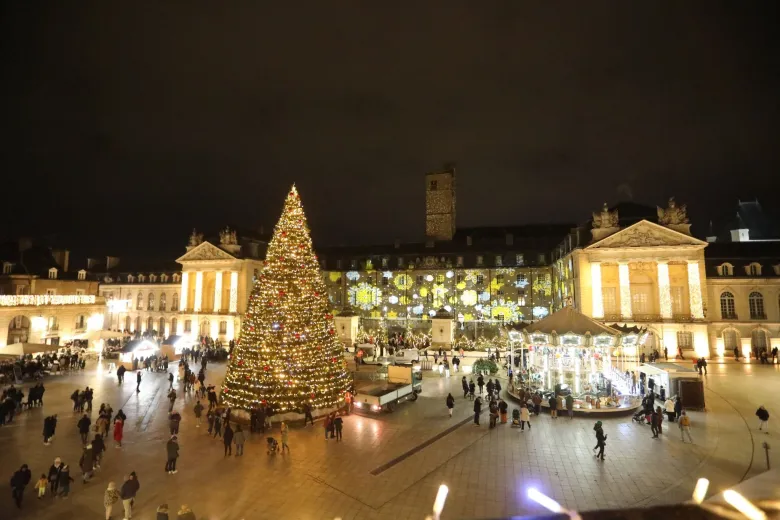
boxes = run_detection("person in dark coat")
[10,464,32,508]
[77,413,91,444]
[473,397,482,425]
[593,421,607,461]
[548,394,558,419]
[117,364,126,384]
[136,371,142,393]
[79,444,95,482]
[166,436,179,474]
[47,458,63,497]
[42,414,57,445]
[446,393,455,417]
[213,413,222,439]
[650,409,661,438]
[477,375,485,394]
[486,379,495,398]
[461,377,469,398]
[120,472,140,519]
[57,464,74,497]
[468,380,476,400]
[223,423,234,456]
[303,402,314,426]
[92,434,105,469]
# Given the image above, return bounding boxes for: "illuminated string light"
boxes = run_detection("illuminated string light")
[687,260,704,319]
[619,262,632,319]
[590,262,603,318]
[657,261,672,319]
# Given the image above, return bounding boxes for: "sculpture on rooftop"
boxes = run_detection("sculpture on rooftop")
[657,197,689,225]
[220,226,238,246]
[592,203,619,229]
[189,228,204,247]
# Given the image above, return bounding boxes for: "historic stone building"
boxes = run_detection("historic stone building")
[0,241,104,348]
[97,227,266,342]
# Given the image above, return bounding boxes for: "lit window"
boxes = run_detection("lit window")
[718,263,733,276]
[476,256,483,266]
[150,274,157,283]
[138,274,145,283]
[184,320,192,332]
[171,293,179,311]
[602,287,617,315]
[496,274,504,284]
[677,331,692,348]
[219,320,227,334]
[747,263,762,276]
[148,293,155,311]
[456,256,463,267]
[723,329,738,349]
[76,289,85,296]
[749,292,765,319]
[77,270,86,281]
[161,274,168,283]
[48,268,57,279]
[436,274,445,283]
[46,288,56,296]
[720,292,736,319]
[159,293,167,311]
[137,293,143,310]
[671,286,685,315]
[476,275,484,285]
[495,256,502,266]
[381,257,388,268]
[2,262,12,274]
[516,254,524,266]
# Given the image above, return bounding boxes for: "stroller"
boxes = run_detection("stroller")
[511,409,521,428]
[266,437,279,455]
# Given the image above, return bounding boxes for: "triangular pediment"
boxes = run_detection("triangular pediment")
[586,220,708,250]
[176,241,237,263]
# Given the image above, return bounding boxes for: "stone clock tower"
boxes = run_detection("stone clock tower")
[425,166,456,241]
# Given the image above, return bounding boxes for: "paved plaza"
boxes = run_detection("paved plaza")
[1,359,778,520]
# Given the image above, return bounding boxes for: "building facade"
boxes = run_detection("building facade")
[98,228,265,342]
[0,242,104,347]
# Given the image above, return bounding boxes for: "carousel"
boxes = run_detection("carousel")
[510,306,644,414]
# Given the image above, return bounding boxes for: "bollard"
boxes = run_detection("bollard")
[762,442,770,470]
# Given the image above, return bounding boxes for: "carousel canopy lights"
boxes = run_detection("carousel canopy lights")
[0,295,96,307]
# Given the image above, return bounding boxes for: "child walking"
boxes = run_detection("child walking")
[35,474,47,499]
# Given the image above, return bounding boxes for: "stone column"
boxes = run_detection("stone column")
[590,262,604,318]
[618,261,632,319]
[213,271,223,312]
[180,272,189,311]
[194,271,203,313]
[229,271,239,313]
[686,260,704,319]
[657,260,672,319]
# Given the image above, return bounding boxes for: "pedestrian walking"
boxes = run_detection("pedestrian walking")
[679,411,694,443]
[468,380,476,400]
[280,421,290,452]
[757,405,770,433]
[193,401,204,428]
[593,421,607,461]
[80,444,95,483]
[47,457,63,497]
[663,347,668,361]
[446,393,455,417]
[565,394,574,419]
[664,397,676,422]
[323,414,331,439]
[234,424,245,455]
[10,464,31,508]
[167,389,177,413]
[35,474,47,499]
[120,472,140,519]
[168,372,174,390]
[213,412,223,438]
[169,411,181,435]
[104,481,121,520]
[58,464,74,498]
[333,415,343,441]
[548,394,558,419]
[207,410,215,435]
[43,414,57,445]
[78,413,91,444]
[166,435,179,474]
[303,402,314,426]
[461,376,468,398]
[499,398,508,423]
[520,405,531,430]
[473,396,482,426]
[223,423,234,456]
[113,418,124,448]
[92,434,105,469]
[477,374,485,395]
[136,372,142,393]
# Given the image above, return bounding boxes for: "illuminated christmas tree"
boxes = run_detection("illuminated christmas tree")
[221,186,351,413]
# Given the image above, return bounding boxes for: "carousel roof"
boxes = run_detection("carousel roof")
[524,306,620,337]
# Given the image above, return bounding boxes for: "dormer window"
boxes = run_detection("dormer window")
[476,255,483,266]
[774,264,780,276]
[717,263,733,276]
[172,273,180,283]
[127,274,135,283]
[48,267,58,279]
[516,254,524,266]
[161,274,168,283]
[495,255,503,267]
[466,236,473,247]
[77,269,86,281]
[746,263,762,276]
[138,274,145,283]
[150,274,157,283]
[2,262,12,274]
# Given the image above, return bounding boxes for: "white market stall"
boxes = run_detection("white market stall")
[0,342,60,358]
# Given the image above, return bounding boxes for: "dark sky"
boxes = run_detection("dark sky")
[2,2,779,260]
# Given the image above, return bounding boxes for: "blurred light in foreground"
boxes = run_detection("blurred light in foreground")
[692,478,709,504]
[433,484,449,519]
[527,488,563,513]
[723,490,767,520]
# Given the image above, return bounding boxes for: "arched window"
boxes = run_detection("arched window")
[147,293,155,311]
[720,292,736,319]
[137,293,143,310]
[159,293,167,311]
[146,317,154,332]
[718,263,733,276]
[723,329,738,350]
[171,293,179,311]
[171,317,178,335]
[47,316,58,332]
[159,317,166,335]
[749,292,765,319]
[751,329,768,350]
[134,316,141,332]
[125,316,131,331]
[219,320,227,334]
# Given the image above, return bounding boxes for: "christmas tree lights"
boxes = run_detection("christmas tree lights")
[220,185,351,413]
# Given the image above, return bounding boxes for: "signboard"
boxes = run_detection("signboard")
[0,295,96,307]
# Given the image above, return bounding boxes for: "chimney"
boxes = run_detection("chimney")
[52,249,70,272]
[730,229,750,242]
[394,238,401,249]
[87,258,101,269]
[106,256,120,269]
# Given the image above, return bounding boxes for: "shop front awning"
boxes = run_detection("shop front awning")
[0,342,60,357]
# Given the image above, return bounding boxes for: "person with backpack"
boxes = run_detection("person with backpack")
[679,411,693,443]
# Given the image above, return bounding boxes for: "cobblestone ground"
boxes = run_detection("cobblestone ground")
[0,359,777,520]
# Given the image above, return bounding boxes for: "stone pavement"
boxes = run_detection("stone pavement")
[0,360,777,520]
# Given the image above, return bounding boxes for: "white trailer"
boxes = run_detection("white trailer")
[354,365,422,412]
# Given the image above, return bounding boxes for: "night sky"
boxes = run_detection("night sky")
[2,3,779,261]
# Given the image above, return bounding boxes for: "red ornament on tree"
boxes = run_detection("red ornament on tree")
[328,328,335,335]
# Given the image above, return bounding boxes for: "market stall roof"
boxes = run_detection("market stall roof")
[0,342,60,356]
[524,306,619,337]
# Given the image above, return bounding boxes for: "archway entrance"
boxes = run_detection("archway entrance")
[200,320,210,338]
[7,315,30,345]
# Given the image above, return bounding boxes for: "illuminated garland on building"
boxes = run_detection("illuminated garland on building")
[0,295,96,306]
[220,186,351,413]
